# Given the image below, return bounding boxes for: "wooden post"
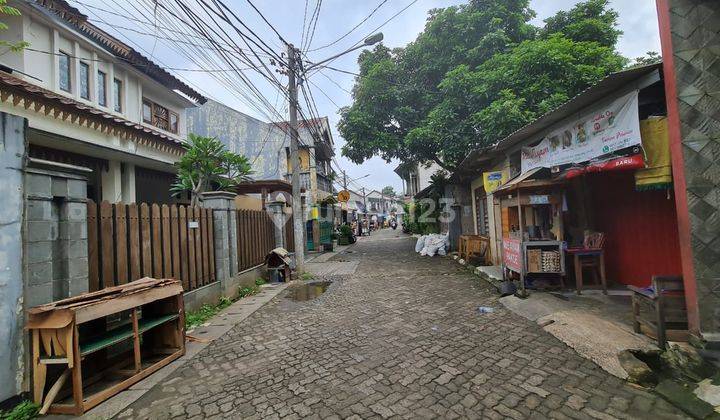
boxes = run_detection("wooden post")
[71,324,83,415]
[131,308,141,372]
[32,329,46,404]
[517,187,527,297]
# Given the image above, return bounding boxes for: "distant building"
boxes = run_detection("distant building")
[188,100,336,206]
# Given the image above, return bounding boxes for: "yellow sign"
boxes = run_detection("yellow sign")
[483,171,508,193]
[337,190,351,202]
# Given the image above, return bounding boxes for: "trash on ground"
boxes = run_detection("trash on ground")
[477,306,495,314]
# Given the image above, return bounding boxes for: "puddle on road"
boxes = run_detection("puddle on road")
[287,281,331,301]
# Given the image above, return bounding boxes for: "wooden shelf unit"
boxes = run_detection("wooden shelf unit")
[27,278,185,416]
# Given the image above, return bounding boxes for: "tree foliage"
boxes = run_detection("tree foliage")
[0,0,29,53]
[629,51,661,68]
[339,0,627,171]
[172,134,253,206]
[381,185,396,197]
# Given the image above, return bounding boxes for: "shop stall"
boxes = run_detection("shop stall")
[497,170,566,295]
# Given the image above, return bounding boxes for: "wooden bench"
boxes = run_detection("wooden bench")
[27,278,185,415]
[629,275,688,348]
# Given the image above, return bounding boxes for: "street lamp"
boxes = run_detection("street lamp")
[303,33,384,75]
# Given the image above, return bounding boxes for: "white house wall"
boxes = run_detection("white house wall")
[0,4,199,203]
[3,7,192,139]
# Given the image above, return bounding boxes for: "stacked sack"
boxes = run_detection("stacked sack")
[415,233,449,257]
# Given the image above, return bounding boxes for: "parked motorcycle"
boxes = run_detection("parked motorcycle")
[390,219,398,230]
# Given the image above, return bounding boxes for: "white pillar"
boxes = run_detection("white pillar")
[101,160,122,202]
[121,163,136,203]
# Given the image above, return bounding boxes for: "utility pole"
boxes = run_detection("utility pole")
[287,44,305,273]
[361,187,367,214]
[283,33,383,272]
[342,171,348,224]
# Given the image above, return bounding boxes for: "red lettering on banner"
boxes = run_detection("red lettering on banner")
[503,238,522,273]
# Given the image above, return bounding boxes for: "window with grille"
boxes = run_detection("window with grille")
[474,187,489,235]
[59,51,71,92]
[142,98,179,134]
[97,70,107,106]
[113,78,122,112]
[79,62,89,99]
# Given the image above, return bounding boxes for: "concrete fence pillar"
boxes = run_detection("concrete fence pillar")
[25,162,89,308]
[201,191,238,282]
[268,199,285,249]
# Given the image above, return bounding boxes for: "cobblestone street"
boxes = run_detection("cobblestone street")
[116,229,685,419]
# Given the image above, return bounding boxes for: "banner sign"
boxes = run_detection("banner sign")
[521,90,641,173]
[529,195,550,205]
[483,171,508,193]
[503,238,522,273]
[565,154,645,180]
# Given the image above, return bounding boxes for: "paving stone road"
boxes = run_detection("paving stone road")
[116,229,686,419]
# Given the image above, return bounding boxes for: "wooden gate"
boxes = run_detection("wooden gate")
[87,200,215,292]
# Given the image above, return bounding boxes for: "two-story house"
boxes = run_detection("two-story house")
[0,0,205,204]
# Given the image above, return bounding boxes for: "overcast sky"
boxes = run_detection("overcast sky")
[79,0,662,194]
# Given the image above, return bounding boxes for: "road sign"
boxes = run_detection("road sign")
[337,190,350,202]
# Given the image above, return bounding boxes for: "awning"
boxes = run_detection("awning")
[495,168,549,192]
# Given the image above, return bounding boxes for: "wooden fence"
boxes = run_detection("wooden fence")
[87,200,215,292]
[285,216,295,252]
[236,209,276,271]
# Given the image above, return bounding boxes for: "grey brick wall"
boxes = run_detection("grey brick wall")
[668,0,720,335]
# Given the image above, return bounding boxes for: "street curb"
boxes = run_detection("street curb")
[73,282,289,420]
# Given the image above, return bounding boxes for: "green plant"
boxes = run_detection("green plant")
[339,224,353,238]
[300,272,315,281]
[171,133,253,206]
[238,286,259,298]
[185,296,233,329]
[0,401,39,420]
[0,0,28,54]
[255,278,266,286]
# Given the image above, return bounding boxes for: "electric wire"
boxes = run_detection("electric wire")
[307,0,388,53]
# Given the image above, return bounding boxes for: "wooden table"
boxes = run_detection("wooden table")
[566,248,606,294]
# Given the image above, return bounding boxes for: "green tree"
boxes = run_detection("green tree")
[339,0,626,172]
[381,186,396,197]
[171,134,253,206]
[0,0,28,53]
[540,0,621,47]
[629,51,661,68]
